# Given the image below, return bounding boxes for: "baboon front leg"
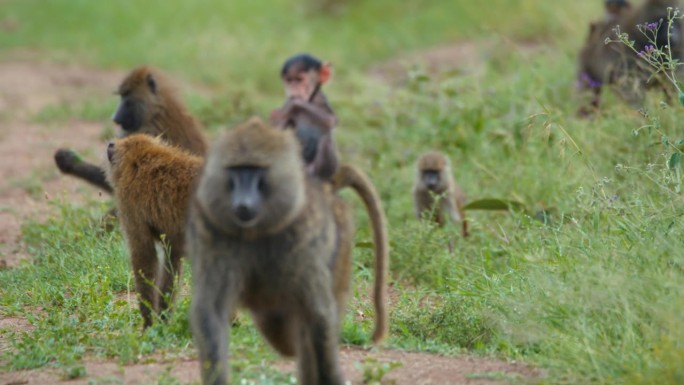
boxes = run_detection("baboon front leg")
[295,286,344,385]
[191,267,236,385]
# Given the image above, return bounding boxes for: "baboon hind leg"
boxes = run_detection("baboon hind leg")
[253,311,295,357]
[158,234,184,316]
[128,232,160,328]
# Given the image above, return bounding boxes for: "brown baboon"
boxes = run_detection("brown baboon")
[577,0,683,111]
[188,117,387,385]
[106,134,203,328]
[55,65,207,192]
[270,53,339,180]
[413,151,468,237]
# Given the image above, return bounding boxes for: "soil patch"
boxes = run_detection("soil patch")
[0,347,541,385]
[368,39,542,84]
[0,59,122,267]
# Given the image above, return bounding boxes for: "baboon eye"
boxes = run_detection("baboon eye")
[146,74,157,94]
[257,178,267,194]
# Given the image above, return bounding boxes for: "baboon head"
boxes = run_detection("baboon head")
[112,66,171,135]
[195,117,306,237]
[416,151,451,193]
[105,134,165,187]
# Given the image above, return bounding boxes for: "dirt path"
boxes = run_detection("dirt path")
[0,347,540,385]
[0,59,125,268]
[0,54,542,384]
[368,38,541,84]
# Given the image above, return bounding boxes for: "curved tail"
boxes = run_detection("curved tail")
[332,163,389,343]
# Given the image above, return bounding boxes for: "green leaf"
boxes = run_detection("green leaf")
[355,241,374,249]
[679,91,684,106]
[668,152,681,170]
[463,198,526,211]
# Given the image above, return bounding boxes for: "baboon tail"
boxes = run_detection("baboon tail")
[332,163,389,343]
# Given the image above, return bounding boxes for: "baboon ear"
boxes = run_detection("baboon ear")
[146,73,157,94]
[320,62,332,84]
[589,21,598,34]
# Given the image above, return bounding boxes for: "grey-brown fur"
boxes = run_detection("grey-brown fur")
[187,117,387,385]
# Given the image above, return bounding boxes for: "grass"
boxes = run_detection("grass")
[1,0,684,384]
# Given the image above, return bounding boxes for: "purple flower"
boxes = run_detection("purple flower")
[578,72,602,89]
[646,22,659,31]
[638,44,657,60]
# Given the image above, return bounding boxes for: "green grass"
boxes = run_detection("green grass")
[1,0,684,384]
[0,0,594,88]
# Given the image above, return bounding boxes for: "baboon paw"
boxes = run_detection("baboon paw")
[54,148,81,173]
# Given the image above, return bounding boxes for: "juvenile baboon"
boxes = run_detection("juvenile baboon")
[55,65,207,192]
[188,117,387,385]
[270,53,339,180]
[106,134,203,328]
[577,0,683,111]
[413,151,468,237]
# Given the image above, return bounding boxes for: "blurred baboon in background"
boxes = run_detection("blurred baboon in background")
[577,0,683,112]
[413,151,468,238]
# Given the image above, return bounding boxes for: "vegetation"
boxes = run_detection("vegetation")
[1,0,683,384]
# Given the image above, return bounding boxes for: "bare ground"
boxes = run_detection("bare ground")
[0,59,124,267]
[368,38,542,84]
[0,49,542,384]
[0,347,541,385]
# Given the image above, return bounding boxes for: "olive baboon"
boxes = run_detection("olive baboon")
[188,117,388,385]
[106,134,203,328]
[270,53,339,180]
[55,65,207,192]
[413,151,468,237]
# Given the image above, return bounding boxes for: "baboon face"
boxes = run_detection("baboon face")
[280,56,331,101]
[225,166,268,227]
[421,169,443,191]
[416,151,451,193]
[105,134,159,184]
[112,68,159,134]
[282,67,321,101]
[196,118,306,237]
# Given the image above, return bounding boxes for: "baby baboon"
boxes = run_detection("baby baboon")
[188,117,387,385]
[413,151,468,237]
[106,134,203,328]
[55,65,207,192]
[577,0,683,111]
[270,53,339,180]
